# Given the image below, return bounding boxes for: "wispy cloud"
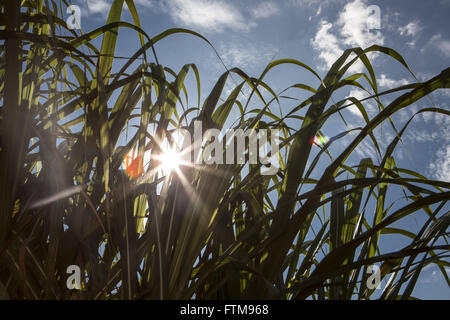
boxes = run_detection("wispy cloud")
[133,0,154,8]
[82,0,111,16]
[400,109,450,182]
[311,21,343,70]
[407,129,439,143]
[311,0,384,72]
[437,88,450,99]
[289,0,344,6]
[426,34,450,58]
[316,7,322,16]
[419,265,449,284]
[251,2,280,19]
[161,0,251,32]
[429,144,450,182]
[79,0,154,17]
[398,21,422,47]
[377,74,410,89]
[156,0,283,32]
[349,128,395,161]
[398,21,422,37]
[346,89,375,118]
[219,41,277,71]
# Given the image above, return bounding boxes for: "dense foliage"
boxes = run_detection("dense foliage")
[0,0,448,299]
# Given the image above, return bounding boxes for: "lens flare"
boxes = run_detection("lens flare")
[310,134,329,147]
[158,146,183,173]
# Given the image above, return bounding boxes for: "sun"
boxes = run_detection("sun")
[157,145,183,174]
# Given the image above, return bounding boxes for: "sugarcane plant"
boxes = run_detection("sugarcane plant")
[0,0,448,300]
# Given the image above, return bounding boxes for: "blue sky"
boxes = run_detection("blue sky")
[70,0,449,299]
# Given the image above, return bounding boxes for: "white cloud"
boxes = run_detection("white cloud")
[133,0,154,8]
[437,89,450,98]
[421,111,434,123]
[251,2,280,19]
[80,0,154,17]
[164,0,250,32]
[428,34,450,58]
[398,21,422,37]
[316,7,322,16]
[407,129,439,143]
[397,109,411,123]
[400,108,450,182]
[311,0,384,72]
[337,0,383,48]
[354,139,378,159]
[405,110,449,141]
[340,122,400,162]
[219,41,277,70]
[346,89,375,117]
[289,0,343,6]
[429,144,450,182]
[398,21,422,47]
[434,110,450,128]
[377,74,410,89]
[416,72,434,82]
[353,129,394,160]
[311,21,343,70]
[84,0,111,15]
[420,269,440,284]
